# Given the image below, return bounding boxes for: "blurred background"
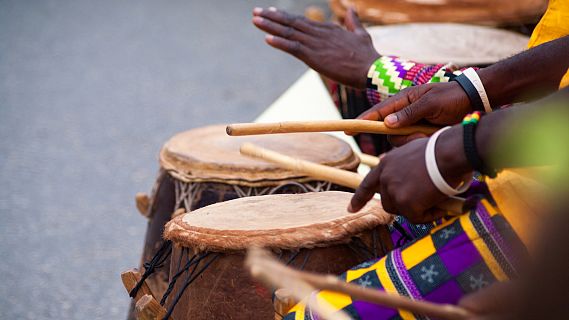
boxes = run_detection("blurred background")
[0,0,327,318]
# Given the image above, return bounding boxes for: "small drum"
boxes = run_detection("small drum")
[329,0,546,26]
[130,125,360,317]
[162,191,393,319]
[329,23,529,155]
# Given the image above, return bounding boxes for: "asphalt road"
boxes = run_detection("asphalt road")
[0,0,326,318]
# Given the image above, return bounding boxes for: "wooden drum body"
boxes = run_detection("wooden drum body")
[132,125,360,316]
[163,192,393,319]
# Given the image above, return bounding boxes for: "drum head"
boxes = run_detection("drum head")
[160,125,359,184]
[164,191,392,251]
[368,23,529,66]
[330,0,546,26]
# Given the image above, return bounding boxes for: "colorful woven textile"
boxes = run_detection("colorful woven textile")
[366,56,460,106]
[284,199,526,320]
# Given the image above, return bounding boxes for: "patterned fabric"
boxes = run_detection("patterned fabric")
[366,56,461,106]
[284,199,526,320]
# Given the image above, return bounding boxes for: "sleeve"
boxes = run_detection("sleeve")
[365,55,462,106]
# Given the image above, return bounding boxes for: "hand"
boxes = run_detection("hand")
[348,126,472,223]
[252,7,380,89]
[356,82,471,146]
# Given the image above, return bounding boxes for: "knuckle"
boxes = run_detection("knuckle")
[289,41,301,53]
[284,26,294,38]
[401,106,415,120]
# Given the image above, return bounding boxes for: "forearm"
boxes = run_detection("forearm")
[437,87,569,179]
[478,36,569,106]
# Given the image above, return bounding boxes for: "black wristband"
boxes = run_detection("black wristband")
[452,73,485,112]
[463,118,497,178]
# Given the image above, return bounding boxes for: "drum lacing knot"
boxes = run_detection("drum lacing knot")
[129,240,172,298]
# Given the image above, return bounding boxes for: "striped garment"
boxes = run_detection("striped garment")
[284,199,526,320]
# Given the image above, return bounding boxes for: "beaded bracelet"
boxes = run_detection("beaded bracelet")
[462,111,497,178]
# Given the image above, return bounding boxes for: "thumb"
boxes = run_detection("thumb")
[384,102,427,128]
[345,7,365,35]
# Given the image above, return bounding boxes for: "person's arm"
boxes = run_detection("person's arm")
[348,87,569,222]
[252,7,379,90]
[252,6,458,97]
[478,35,569,106]
[358,36,569,138]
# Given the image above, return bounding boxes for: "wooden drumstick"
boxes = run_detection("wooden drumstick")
[358,153,381,167]
[246,247,472,320]
[240,143,464,214]
[226,120,438,136]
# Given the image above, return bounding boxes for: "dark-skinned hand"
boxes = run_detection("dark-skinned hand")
[353,81,472,146]
[252,6,380,89]
[348,126,472,223]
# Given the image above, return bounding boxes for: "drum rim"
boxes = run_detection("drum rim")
[164,191,393,252]
[365,23,530,66]
[330,0,546,26]
[159,125,360,186]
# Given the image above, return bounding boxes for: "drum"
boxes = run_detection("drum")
[129,125,360,318]
[367,23,529,66]
[161,191,393,319]
[329,23,529,155]
[329,0,546,26]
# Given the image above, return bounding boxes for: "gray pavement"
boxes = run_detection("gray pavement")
[0,0,326,318]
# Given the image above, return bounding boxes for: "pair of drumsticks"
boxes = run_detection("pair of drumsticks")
[228,120,472,319]
[228,120,465,214]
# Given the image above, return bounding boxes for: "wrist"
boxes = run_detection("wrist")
[435,125,473,186]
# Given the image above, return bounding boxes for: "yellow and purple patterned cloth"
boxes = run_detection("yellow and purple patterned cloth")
[284,198,526,320]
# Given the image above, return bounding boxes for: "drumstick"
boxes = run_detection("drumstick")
[246,247,472,320]
[248,248,351,320]
[226,120,438,136]
[240,143,464,214]
[358,153,381,167]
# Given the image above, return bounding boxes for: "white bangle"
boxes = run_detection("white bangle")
[463,68,492,113]
[425,127,471,196]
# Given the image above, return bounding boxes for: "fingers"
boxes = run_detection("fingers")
[345,7,366,36]
[253,7,317,35]
[253,16,308,42]
[349,165,382,213]
[384,87,436,128]
[265,35,307,58]
[357,89,416,122]
[379,182,397,214]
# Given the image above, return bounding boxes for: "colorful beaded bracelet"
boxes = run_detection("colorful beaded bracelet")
[462,111,497,178]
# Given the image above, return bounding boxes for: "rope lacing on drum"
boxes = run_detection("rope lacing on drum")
[129,240,172,298]
[162,252,220,320]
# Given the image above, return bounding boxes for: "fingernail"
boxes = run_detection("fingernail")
[253,7,263,14]
[252,16,263,23]
[265,34,274,41]
[347,204,354,213]
[385,114,398,125]
[268,6,277,11]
